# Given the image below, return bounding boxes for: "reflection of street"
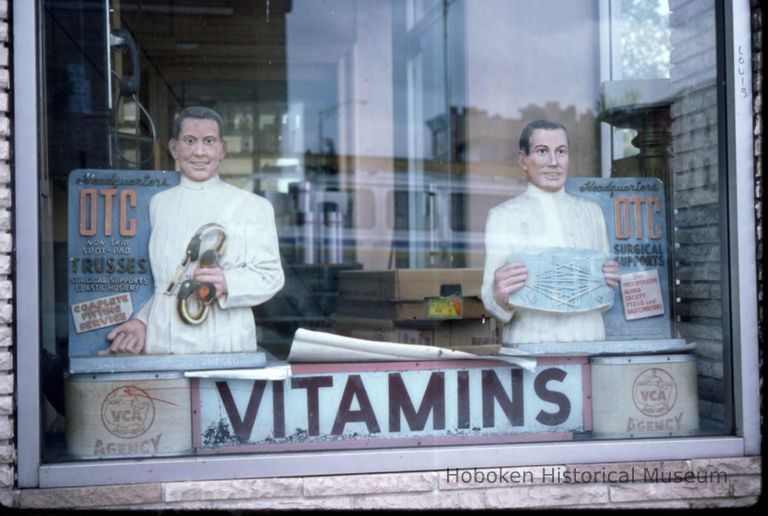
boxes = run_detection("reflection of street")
[284,170,524,269]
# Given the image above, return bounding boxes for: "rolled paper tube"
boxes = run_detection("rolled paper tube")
[288,328,537,370]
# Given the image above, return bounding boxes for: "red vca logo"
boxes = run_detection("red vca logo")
[632,368,677,417]
[100,385,156,438]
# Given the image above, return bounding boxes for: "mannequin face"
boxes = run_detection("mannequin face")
[518,128,569,192]
[169,118,226,182]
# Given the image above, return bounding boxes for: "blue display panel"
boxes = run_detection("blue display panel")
[67,169,179,357]
[566,177,671,340]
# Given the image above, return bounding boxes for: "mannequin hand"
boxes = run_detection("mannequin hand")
[603,260,620,288]
[493,261,528,308]
[193,265,228,299]
[102,319,147,355]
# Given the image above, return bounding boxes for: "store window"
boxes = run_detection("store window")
[23,0,755,480]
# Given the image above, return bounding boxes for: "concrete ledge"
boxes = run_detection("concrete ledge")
[485,483,609,509]
[609,479,731,502]
[355,490,487,510]
[164,477,302,502]
[19,483,163,509]
[10,457,760,510]
[303,471,435,497]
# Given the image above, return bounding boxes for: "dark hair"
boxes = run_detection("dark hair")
[519,119,569,155]
[172,106,224,139]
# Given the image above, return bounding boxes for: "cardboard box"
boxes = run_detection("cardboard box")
[337,268,483,301]
[334,296,488,321]
[330,313,500,355]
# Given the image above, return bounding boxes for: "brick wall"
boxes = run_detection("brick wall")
[0,0,762,510]
[0,0,14,509]
[751,0,764,426]
[668,0,728,429]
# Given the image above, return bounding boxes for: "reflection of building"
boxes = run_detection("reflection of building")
[118,0,293,174]
[427,104,599,179]
[426,107,466,164]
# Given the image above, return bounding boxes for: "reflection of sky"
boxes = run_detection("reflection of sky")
[465,0,601,119]
[284,1,604,155]
[285,1,357,154]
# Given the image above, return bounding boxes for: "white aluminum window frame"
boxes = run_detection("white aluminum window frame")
[13,0,760,489]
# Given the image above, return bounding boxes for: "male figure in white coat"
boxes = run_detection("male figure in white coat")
[105,106,285,354]
[481,119,620,345]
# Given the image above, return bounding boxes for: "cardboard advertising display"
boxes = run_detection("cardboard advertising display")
[565,177,672,340]
[67,170,266,373]
[67,169,180,358]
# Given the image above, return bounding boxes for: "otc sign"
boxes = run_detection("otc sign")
[67,169,179,357]
[566,178,671,339]
[193,359,589,453]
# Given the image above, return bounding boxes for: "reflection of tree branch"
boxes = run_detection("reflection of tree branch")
[619,0,671,79]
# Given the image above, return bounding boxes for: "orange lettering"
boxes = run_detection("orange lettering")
[614,198,631,239]
[101,189,117,236]
[119,189,137,236]
[80,189,97,236]
[630,197,644,238]
[647,197,662,239]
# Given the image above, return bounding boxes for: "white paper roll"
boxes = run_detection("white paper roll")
[288,328,536,370]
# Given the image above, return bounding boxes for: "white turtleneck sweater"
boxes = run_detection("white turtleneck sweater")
[481,183,610,344]
[135,174,285,354]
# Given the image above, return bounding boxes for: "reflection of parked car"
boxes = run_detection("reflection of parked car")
[255,170,525,270]
[249,170,524,355]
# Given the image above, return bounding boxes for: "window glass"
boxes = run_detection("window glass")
[40,0,729,463]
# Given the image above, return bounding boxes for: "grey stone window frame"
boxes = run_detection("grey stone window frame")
[11,0,760,488]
